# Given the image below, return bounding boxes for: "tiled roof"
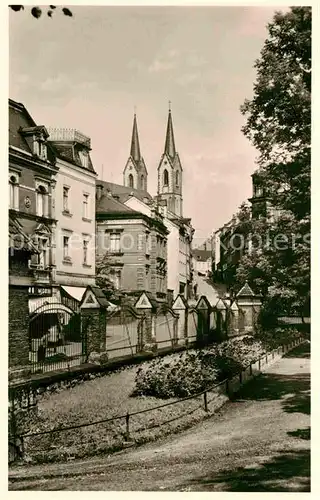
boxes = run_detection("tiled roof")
[49,143,96,174]
[97,180,153,204]
[9,99,36,153]
[96,192,137,214]
[192,249,211,261]
[9,99,56,165]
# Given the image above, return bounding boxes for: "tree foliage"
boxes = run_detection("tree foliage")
[95,253,117,300]
[9,5,73,19]
[241,6,311,221]
[228,7,311,321]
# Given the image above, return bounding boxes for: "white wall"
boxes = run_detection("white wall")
[54,159,96,287]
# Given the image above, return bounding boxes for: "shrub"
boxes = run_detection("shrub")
[134,337,265,399]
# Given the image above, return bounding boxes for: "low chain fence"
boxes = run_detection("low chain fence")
[9,337,304,465]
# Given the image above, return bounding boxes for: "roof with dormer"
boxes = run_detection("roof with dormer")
[9,99,56,164]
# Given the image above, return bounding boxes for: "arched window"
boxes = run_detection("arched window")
[163,169,169,186]
[36,185,48,217]
[128,174,134,188]
[175,170,179,187]
[140,174,144,190]
[9,173,19,210]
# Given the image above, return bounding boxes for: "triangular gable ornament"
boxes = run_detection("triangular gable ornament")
[215,298,227,310]
[134,292,152,310]
[172,294,187,311]
[196,295,210,311]
[81,289,100,309]
[236,281,255,298]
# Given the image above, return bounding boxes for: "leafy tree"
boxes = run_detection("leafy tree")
[229,7,311,322]
[9,5,73,19]
[241,6,311,221]
[95,253,120,302]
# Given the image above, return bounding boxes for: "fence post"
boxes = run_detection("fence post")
[265,353,268,364]
[258,358,261,371]
[125,412,130,442]
[204,391,208,412]
[249,363,253,376]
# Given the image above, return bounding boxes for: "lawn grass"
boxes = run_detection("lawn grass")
[18,335,281,464]
[21,353,228,463]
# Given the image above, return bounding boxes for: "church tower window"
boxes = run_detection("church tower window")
[163,169,169,187]
[175,170,179,187]
[140,174,144,190]
[128,174,134,188]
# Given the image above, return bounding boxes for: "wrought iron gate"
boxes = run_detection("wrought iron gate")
[29,300,85,374]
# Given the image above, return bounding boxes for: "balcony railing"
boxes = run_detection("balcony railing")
[32,268,51,284]
[47,128,91,148]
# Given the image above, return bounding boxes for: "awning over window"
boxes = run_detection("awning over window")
[61,286,86,302]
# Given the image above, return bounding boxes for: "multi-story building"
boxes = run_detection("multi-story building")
[8,99,59,371]
[47,128,97,300]
[8,99,59,298]
[95,181,168,301]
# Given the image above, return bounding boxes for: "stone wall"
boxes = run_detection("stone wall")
[8,286,30,369]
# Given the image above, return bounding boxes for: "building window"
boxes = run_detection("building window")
[175,170,179,186]
[38,237,49,269]
[140,174,144,190]
[110,233,121,253]
[34,138,47,160]
[128,174,134,188]
[63,186,70,212]
[163,169,169,186]
[36,185,48,217]
[83,239,89,265]
[254,185,263,197]
[9,174,19,210]
[79,150,88,169]
[82,193,89,219]
[63,236,70,260]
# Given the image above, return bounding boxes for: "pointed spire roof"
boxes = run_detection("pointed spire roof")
[130,113,141,163]
[164,107,176,160]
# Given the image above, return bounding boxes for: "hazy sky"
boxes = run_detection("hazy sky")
[9,5,282,243]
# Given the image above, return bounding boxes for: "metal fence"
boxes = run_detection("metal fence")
[8,337,304,464]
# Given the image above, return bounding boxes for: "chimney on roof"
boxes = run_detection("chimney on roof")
[96,183,104,201]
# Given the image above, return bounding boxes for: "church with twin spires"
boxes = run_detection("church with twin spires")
[123,106,184,219]
[96,106,194,300]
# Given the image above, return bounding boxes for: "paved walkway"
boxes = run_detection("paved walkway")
[9,342,310,492]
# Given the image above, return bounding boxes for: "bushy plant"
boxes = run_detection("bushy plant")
[134,337,265,399]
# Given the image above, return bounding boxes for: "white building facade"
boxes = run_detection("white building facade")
[48,128,97,300]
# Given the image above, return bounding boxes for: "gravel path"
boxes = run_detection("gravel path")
[9,342,310,492]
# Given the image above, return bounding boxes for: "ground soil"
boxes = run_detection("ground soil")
[9,342,310,492]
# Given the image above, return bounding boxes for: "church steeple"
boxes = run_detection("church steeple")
[123,111,148,192]
[164,103,176,160]
[157,104,183,217]
[130,113,141,163]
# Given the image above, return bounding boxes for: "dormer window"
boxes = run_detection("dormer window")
[9,173,19,210]
[33,136,47,160]
[79,150,88,169]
